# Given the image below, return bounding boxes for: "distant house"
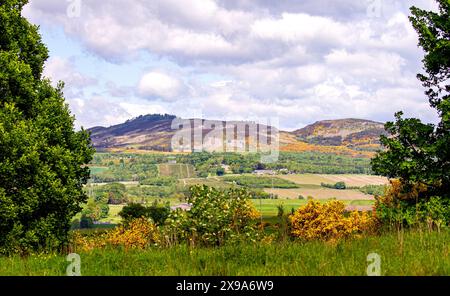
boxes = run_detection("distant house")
[253,169,276,175]
[170,203,192,211]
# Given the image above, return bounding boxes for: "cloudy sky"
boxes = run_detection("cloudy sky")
[23,0,438,130]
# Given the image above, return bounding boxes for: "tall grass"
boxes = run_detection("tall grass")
[0,230,448,276]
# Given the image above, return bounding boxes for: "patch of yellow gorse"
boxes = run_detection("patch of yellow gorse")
[290,200,375,241]
[72,218,160,251]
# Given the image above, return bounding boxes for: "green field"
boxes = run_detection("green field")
[1,230,448,276]
[88,166,109,175]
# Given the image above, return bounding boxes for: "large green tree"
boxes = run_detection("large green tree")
[372,0,449,199]
[0,0,94,253]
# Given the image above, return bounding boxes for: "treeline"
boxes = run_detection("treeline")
[89,151,373,182]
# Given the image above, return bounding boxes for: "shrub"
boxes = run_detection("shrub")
[290,200,375,241]
[71,218,161,251]
[164,185,261,247]
[107,218,161,249]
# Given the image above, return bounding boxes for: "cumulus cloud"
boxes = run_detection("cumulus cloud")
[138,71,187,100]
[23,0,440,129]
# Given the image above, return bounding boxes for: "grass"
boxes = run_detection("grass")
[1,230,448,276]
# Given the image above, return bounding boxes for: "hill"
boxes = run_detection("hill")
[88,115,386,157]
[292,118,387,151]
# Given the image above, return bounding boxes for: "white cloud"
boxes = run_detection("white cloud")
[138,71,186,100]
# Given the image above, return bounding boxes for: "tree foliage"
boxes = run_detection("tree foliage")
[0,0,94,253]
[165,185,261,247]
[372,0,450,201]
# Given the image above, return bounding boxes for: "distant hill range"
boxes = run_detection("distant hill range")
[88,114,386,157]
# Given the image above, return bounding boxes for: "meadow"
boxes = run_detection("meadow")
[1,230,448,276]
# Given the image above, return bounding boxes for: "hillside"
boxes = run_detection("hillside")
[89,114,279,152]
[89,114,176,151]
[292,118,387,151]
[88,115,386,157]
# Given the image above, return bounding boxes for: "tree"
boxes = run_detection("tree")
[372,0,450,201]
[119,203,149,224]
[0,0,94,253]
[334,181,346,190]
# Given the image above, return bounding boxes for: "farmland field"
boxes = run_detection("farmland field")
[158,163,195,178]
[279,174,388,186]
[264,187,374,200]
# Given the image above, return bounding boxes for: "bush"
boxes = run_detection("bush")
[290,200,375,241]
[164,185,261,247]
[107,218,161,249]
[71,218,161,251]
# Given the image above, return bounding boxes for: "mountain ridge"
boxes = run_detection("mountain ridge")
[88,114,386,157]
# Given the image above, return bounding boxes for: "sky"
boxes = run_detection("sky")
[22,0,439,131]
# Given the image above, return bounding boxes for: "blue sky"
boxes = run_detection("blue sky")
[23,0,439,130]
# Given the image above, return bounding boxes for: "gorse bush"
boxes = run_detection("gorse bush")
[164,185,261,247]
[107,218,161,249]
[71,218,160,251]
[290,200,376,241]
